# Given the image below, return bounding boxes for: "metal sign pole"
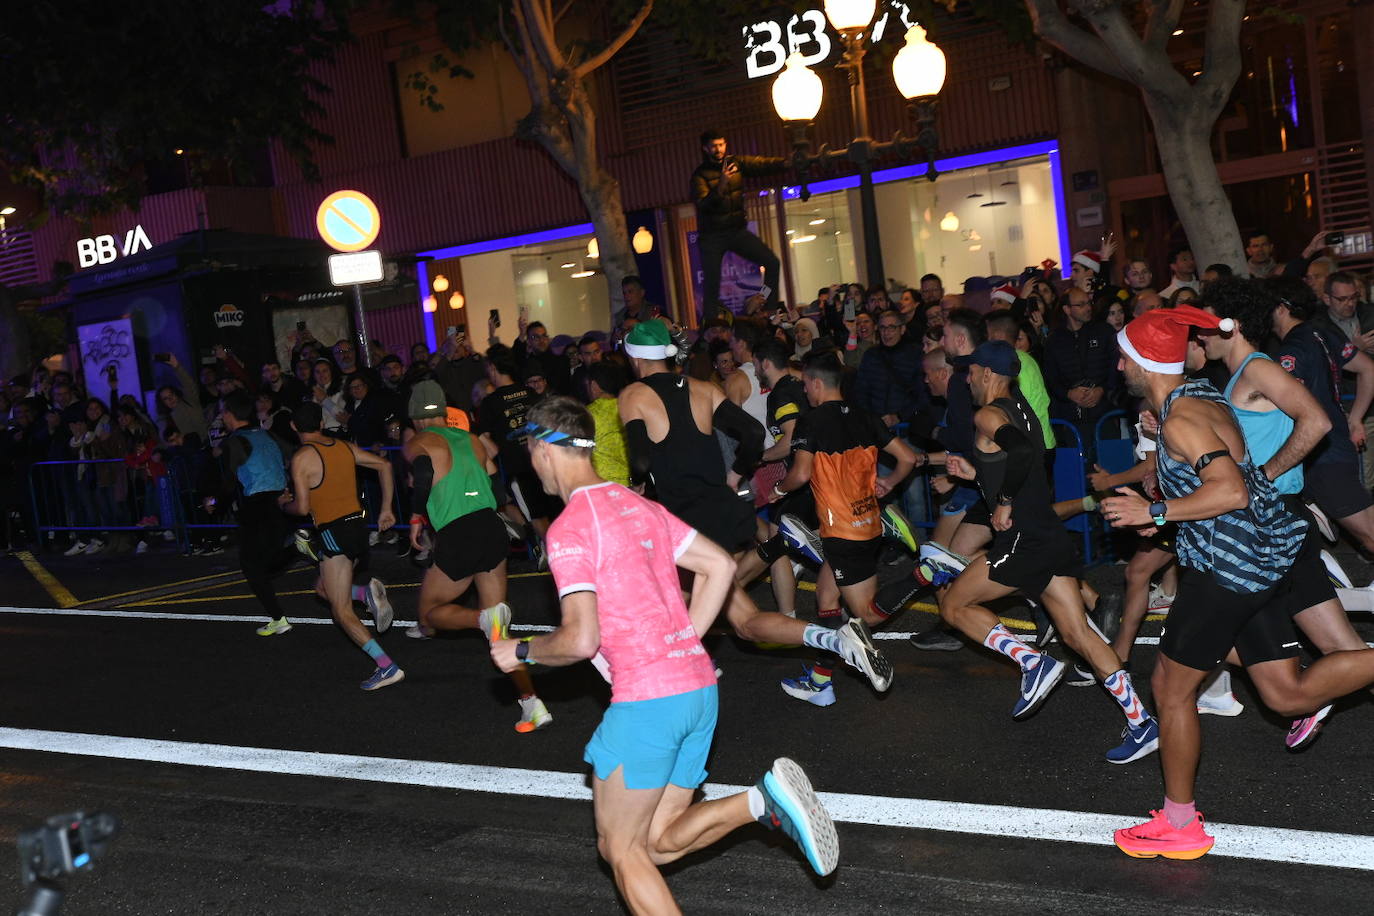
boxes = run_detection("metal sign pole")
[352,283,372,367]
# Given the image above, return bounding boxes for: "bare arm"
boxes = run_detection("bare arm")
[1344,351,1374,446]
[478,432,500,461]
[876,436,918,499]
[282,451,313,518]
[771,448,814,500]
[761,417,796,463]
[674,532,738,639]
[497,591,601,671]
[723,370,750,407]
[1245,357,1331,481]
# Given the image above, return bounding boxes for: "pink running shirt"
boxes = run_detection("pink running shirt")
[548,482,717,704]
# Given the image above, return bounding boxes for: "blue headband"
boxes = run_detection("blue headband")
[514,421,596,449]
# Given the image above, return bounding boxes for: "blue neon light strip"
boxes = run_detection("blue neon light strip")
[1046,146,1072,273]
[417,260,436,351]
[419,223,596,261]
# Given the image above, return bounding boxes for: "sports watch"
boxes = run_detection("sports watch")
[1149,501,1168,527]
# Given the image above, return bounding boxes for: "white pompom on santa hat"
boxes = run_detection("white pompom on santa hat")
[991,283,1018,304]
[1118,304,1235,374]
[1072,250,1104,273]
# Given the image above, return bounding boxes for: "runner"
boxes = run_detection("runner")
[1102,305,1374,859]
[215,390,302,637]
[282,402,401,690]
[769,351,921,706]
[617,320,891,693]
[937,341,1158,762]
[1204,279,1372,748]
[403,380,552,732]
[491,396,838,914]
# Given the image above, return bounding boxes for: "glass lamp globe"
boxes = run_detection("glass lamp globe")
[772,53,824,123]
[893,25,947,99]
[824,0,876,31]
[632,226,654,254]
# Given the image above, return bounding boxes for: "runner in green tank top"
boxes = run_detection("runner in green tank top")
[402,381,552,732]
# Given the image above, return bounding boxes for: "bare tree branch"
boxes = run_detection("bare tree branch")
[571,0,653,80]
[1195,0,1245,113]
[1081,0,1188,99]
[1024,0,1127,81]
[1144,0,1185,52]
[553,0,575,25]
[497,3,524,64]
[516,0,564,78]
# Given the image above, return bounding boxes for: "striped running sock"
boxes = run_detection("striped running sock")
[361,638,393,669]
[810,665,832,685]
[351,584,367,603]
[982,623,1041,672]
[1104,669,1150,727]
[802,624,842,654]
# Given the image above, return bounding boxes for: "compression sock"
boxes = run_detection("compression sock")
[1163,797,1197,829]
[361,639,394,669]
[802,624,842,654]
[810,664,833,685]
[351,584,367,603]
[746,784,766,820]
[982,624,1042,672]
[1104,669,1150,726]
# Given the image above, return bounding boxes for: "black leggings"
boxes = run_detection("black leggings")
[238,492,299,618]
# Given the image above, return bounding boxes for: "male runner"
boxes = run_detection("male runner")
[1102,305,1374,858]
[617,320,891,692]
[491,397,838,913]
[403,381,551,732]
[937,341,1157,762]
[216,390,302,637]
[1203,280,1371,748]
[283,402,401,690]
[769,352,921,705]
[478,345,557,562]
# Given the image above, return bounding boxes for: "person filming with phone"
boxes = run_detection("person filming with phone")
[691,128,786,317]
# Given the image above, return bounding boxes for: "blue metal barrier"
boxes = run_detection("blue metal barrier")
[27,459,185,551]
[1050,420,1095,565]
[1094,411,1136,476]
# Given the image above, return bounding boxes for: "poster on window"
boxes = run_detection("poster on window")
[687,222,768,320]
[77,317,141,411]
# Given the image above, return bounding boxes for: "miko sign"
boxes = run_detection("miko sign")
[316,190,381,252]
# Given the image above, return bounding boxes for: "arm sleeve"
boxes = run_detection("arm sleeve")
[410,455,434,517]
[992,424,1034,500]
[625,419,653,487]
[713,398,764,475]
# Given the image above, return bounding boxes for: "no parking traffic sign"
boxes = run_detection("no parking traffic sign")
[316,190,380,252]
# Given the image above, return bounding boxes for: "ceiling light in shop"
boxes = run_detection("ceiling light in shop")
[790,234,817,244]
[449,292,464,310]
[633,226,654,254]
[940,212,959,231]
[560,262,575,269]
[422,296,437,313]
[571,270,595,279]
[809,218,826,225]
[0,207,15,215]
[786,229,796,235]
[432,274,449,292]
[1172,28,1183,36]
[586,238,599,259]
[968,244,982,252]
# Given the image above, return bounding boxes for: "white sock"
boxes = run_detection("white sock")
[746,784,766,820]
[1199,666,1232,701]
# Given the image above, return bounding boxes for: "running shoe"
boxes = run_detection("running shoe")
[1065,662,1096,687]
[515,696,553,733]
[530,540,548,570]
[779,514,825,566]
[501,515,524,542]
[1114,809,1214,860]
[1105,719,1159,764]
[1011,656,1064,720]
[1320,550,1352,589]
[835,617,893,692]
[360,663,405,691]
[83,538,106,555]
[1306,501,1337,543]
[293,529,320,562]
[405,623,432,640]
[367,530,380,547]
[364,578,393,634]
[780,667,837,707]
[1286,704,1333,752]
[1030,600,1055,648]
[1196,691,1244,716]
[1146,586,1174,615]
[255,616,292,637]
[478,602,513,641]
[1089,594,1123,643]
[914,541,968,587]
[881,504,918,553]
[135,540,148,554]
[64,540,89,557]
[909,627,963,651]
[756,758,839,876]
[873,576,927,620]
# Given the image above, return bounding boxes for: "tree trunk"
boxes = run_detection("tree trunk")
[579,172,635,327]
[1144,97,1246,275]
[0,294,34,382]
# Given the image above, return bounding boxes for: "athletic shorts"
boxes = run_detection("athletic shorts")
[317,514,368,561]
[1283,522,1338,618]
[1303,459,1373,521]
[584,685,718,790]
[985,528,1082,597]
[942,484,981,517]
[1161,567,1301,671]
[821,536,882,585]
[668,490,757,555]
[510,471,559,521]
[434,509,508,582]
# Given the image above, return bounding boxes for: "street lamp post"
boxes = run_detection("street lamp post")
[773,3,947,290]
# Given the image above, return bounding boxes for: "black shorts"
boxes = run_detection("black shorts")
[434,509,509,581]
[767,487,818,528]
[985,528,1082,597]
[821,536,881,585]
[1284,524,1338,617]
[510,471,559,521]
[1302,460,1373,521]
[668,489,757,555]
[1161,566,1301,671]
[318,514,368,561]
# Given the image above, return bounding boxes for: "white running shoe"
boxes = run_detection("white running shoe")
[1320,550,1353,589]
[1197,669,1244,717]
[84,538,106,555]
[835,618,893,692]
[364,578,393,633]
[64,540,89,556]
[1146,585,1175,615]
[478,602,513,641]
[1305,501,1337,542]
[515,696,552,733]
[780,514,825,566]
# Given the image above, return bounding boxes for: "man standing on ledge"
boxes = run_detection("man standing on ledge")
[692,128,786,315]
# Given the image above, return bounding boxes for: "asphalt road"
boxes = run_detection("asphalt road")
[3,534,1374,914]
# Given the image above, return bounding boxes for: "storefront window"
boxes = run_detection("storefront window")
[780,152,1063,297]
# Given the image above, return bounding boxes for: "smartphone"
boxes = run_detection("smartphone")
[296,321,307,332]
[1326,231,1346,246]
[489,308,501,328]
[843,299,856,321]
[445,326,458,338]
[518,305,529,322]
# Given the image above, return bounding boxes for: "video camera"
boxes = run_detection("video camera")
[16,811,119,916]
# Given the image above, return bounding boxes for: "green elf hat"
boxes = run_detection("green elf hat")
[623,319,679,360]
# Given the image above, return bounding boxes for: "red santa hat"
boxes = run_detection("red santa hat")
[1072,250,1104,273]
[991,283,1018,304]
[1118,304,1235,374]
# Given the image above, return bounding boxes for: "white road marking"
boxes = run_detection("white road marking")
[0,726,1369,871]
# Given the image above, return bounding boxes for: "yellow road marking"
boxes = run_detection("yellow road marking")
[16,552,80,608]
[82,571,250,606]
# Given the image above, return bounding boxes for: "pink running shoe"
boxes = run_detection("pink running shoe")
[1114,810,1214,860]
[1286,704,1333,752]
